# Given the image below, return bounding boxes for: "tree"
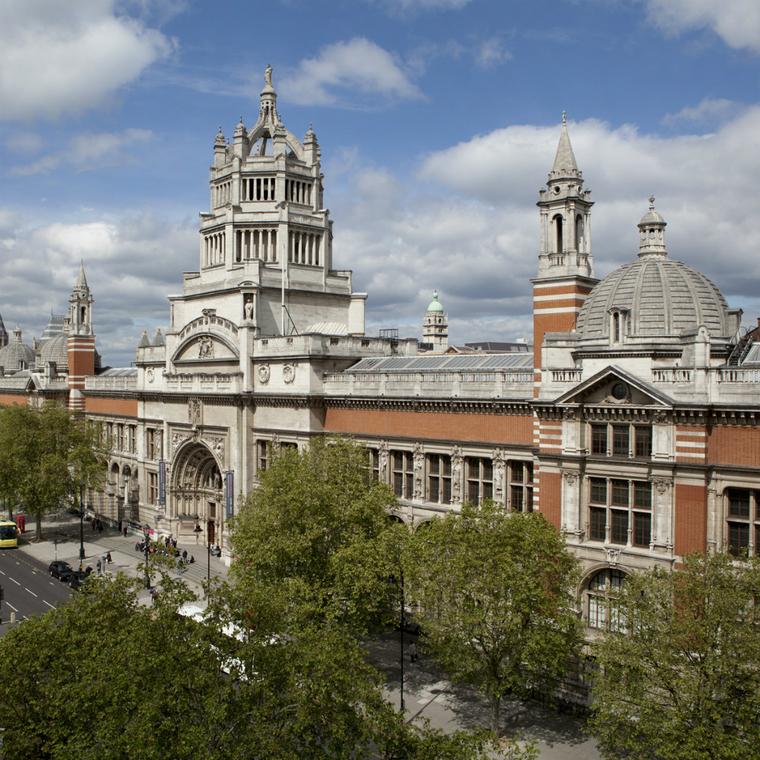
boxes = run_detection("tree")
[229,437,403,631]
[0,572,517,760]
[589,552,760,760]
[0,403,108,539]
[405,503,582,733]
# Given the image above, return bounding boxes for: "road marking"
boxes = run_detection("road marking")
[24,587,38,598]
[10,577,20,586]
[0,569,5,575]
[49,581,55,587]
[6,602,18,613]
[42,600,55,609]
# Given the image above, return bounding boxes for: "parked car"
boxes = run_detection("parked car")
[48,560,73,581]
[68,569,91,591]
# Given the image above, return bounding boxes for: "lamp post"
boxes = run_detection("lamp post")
[78,484,86,568]
[389,571,406,714]
[142,525,151,589]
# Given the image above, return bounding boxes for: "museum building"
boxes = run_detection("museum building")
[2,69,760,631]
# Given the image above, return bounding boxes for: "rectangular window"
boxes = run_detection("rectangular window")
[465,457,493,505]
[426,454,452,504]
[728,522,749,557]
[591,424,607,455]
[147,428,156,460]
[256,440,269,474]
[612,425,629,456]
[148,472,158,505]
[634,427,652,458]
[510,461,523,483]
[728,489,751,518]
[392,451,413,499]
[611,480,629,507]
[633,482,652,509]
[633,512,651,548]
[128,425,136,454]
[508,461,533,512]
[590,478,607,504]
[610,510,628,544]
[366,448,380,482]
[590,507,607,541]
[510,485,524,512]
[116,424,124,451]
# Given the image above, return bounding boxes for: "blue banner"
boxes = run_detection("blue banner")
[225,470,234,518]
[158,460,166,507]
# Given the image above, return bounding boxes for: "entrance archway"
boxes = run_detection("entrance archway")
[171,442,223,546]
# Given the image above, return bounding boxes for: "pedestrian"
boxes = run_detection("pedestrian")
[106,551,112,563]
[97,520,103,534]
[189,555,195,564]
[123,525,128,538]
[182,549,187,561]
[96,558,102,575]
[409,642,418,664]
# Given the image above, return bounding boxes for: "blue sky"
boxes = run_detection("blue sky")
[1,0,760,366]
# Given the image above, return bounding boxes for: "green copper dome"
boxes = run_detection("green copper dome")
[426,290,444,313]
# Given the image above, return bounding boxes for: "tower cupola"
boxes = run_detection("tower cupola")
[422,290,448,351]
[638,196,668,258]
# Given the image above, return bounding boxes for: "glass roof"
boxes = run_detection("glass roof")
[348,353,533,373]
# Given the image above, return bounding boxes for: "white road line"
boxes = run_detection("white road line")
[42,600,55,609]
[10,577,20,586]
[24,587,38,598]
[6,602,18,613]
[49,581,55,587]
[0,569,5,575]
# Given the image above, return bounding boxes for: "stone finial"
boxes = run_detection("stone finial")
[264,64,273,88]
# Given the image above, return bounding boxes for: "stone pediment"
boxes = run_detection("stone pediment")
[553,365,673,408]
[172,333,239,365]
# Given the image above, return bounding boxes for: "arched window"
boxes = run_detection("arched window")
[586,568,626,631]
[576,214,584,251]
[610,309,626,344]
[553,214,564,253]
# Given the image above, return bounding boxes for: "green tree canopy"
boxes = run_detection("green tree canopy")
[0,403,108,536]
[0,403,108,539]
[0,573,513,760]
[589,552,760,760]
[405,503,582,733]
[229,437,403,632]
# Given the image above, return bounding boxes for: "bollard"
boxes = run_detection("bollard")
[10,611,16,624]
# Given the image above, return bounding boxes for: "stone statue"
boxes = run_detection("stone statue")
[264,64,272,87]
[412,443,424,500]
[244,297,254,321]
[451,446,463,504]
[198,336,214,359]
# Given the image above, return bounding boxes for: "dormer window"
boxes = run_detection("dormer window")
[609,309,628,344]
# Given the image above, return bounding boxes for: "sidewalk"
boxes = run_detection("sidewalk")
[17,514,229,603]
[365,633,600,760]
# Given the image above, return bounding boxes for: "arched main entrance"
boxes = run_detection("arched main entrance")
[171,442,223,546]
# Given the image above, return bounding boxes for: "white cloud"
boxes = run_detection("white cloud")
[663,97,743,127]
[281,38,421,106]
[0,0,175,121]
[645,0,760,53]
[372,0,471,12]
[330,107,760,344]
[10,129,153,176]
[475,37,512,68]
[0,211,195,366]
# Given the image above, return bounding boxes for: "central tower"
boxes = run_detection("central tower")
[194,66,364,337]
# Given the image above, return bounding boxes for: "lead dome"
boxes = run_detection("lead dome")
[575,200,740,342]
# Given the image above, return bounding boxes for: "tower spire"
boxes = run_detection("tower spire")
[75,259,88,292]
[549,112,580,181]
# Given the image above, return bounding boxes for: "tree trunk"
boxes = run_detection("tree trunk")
[35,512,42,541]
[490,694,501,735]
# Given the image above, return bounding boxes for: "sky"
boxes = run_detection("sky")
[1,0,760,367]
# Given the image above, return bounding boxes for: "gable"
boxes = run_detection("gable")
[553,365,673,408]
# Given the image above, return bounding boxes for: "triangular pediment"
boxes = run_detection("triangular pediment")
[553,365,673,408]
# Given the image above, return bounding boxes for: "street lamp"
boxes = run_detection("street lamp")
[389,571,406,714]
[142,524,151,589]
[78,484,86,567]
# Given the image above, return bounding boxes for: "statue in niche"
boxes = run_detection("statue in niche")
[412,443,424,500]
[244,297,254,321]
[264,64,273,87]
[188,398,202,426]
[451,446,463,504]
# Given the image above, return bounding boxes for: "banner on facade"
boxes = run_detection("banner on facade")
[159,460,166,508]
[225,470,234,518]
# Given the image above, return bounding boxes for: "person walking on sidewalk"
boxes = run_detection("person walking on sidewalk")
[409,642,418,664]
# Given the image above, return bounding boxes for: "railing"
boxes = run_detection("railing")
[551,369,582,383]
[652,368,693,383]
[85,376,137,392]
[718,368,760,384]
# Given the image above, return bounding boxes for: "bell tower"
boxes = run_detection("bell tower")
[67,261,96,411]
[532,114,597,378]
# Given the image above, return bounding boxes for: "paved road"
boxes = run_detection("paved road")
[0,549,71,632]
